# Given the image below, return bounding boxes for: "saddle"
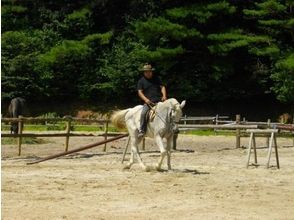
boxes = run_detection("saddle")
[145,105,157,122]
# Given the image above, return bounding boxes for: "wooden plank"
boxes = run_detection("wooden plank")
[142,137,145,151]
[27,133,129,165]
[276,125,294,131]
[18,116,23,156]
[65,120,71,152]
[253,134,257,164]
[1,117,109,123]
[1,132,124,138]
[180,116,229,121]
[236,115,241,148]
[178,124,258,129]
[266,132,275,168]
[103,120,109,152]
[274,136,280,169]
[246,132,254,168]
[246,129,279,133]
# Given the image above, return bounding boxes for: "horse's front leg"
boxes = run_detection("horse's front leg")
[166,136,173,170]
[155,135,167,171]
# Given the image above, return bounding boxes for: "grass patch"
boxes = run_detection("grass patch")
[1,137,48,145]
[1,123,121,133]
[182,129,236,136]
[72,125,104,132]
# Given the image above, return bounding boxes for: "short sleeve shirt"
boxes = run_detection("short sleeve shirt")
[137,75,163,103]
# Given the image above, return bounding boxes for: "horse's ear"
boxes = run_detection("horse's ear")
[180,100,186,109]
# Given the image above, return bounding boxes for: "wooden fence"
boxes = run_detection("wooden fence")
[176,114,294,149]
[1,116,113,156]
[2,114,293,156]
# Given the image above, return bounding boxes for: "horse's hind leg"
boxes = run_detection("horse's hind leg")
[133,137,149,170]
[166,136,172,170]
[124,136,147,170]
[124,148,135,170]
[155,135,167,171]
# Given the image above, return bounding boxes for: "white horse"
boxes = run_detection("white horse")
[111,98,186,171]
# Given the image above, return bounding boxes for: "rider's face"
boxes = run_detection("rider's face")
[144,70,153,79]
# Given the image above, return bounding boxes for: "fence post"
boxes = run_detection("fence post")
[214,114,219,134]
[65,118,71,152]
[18,116,23,156]
[235,114,241,148]
[142,138,145,151]
[183,114,187,134]
[266,119,271,147]
[172,133,178,150]
[103,120,109,152]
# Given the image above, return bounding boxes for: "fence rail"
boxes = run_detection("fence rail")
[1,117,108,123]
[180,115,229,122]
[1,116,112,156]
[2,115,293,156]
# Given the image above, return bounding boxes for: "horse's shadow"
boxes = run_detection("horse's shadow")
[57,152,123,159]
[158,168,209,175]
[174,148,195,153]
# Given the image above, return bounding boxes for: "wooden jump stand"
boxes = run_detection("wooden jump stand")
[246,129,280,169]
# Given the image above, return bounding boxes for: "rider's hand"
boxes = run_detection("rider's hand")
[161,96,167,102]
[145,99,152,105]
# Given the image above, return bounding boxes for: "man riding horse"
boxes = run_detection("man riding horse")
[137,63,167,137]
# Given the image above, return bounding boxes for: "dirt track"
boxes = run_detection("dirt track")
[2,135,294,220]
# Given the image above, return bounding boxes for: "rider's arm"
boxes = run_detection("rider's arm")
[161,86,167,101]
[138,90,152,104]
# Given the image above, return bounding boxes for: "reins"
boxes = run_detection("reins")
[147,103,177,132]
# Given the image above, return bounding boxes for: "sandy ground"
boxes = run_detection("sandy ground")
[2,134,294,220]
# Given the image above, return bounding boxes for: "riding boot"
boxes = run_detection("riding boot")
[138,104,150,137]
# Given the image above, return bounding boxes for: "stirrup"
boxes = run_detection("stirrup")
[138,130,145,138]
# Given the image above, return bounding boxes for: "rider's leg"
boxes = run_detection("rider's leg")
[138,104,150,135]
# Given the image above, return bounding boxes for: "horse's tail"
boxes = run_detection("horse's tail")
[111,109,130,129]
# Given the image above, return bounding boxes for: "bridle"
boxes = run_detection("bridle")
[148,103,180,134]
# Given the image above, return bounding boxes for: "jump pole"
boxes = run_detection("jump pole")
[27,133,128,165]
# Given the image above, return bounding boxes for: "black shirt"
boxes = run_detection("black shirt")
[137,75,163,103]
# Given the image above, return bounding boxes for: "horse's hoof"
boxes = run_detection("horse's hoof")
[156,167,164,172]
[143,166,152,172]
[123,165,131,170]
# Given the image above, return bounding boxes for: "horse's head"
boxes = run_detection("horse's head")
[168,99,186,123]
[163,98,186,133]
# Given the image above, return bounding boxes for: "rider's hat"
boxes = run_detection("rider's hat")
[140,63,155,71]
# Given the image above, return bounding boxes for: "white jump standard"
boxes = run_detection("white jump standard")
[246,129,280,169]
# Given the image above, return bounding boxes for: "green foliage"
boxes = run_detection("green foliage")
[207,29,275,55]
[1,5,29,31]
[91,35,146,101]
[135,46,185,61]
[36,40,91,98]
[1,30,58,101]
[271,53,294,102]
[64,8,92,39]
[133,17,202,44]
[1,0,293,106]
[166,1,236,23]
[276,53,294,70]
[244,0,286,17]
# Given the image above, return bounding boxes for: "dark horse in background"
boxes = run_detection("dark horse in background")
[8,97,27,134]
